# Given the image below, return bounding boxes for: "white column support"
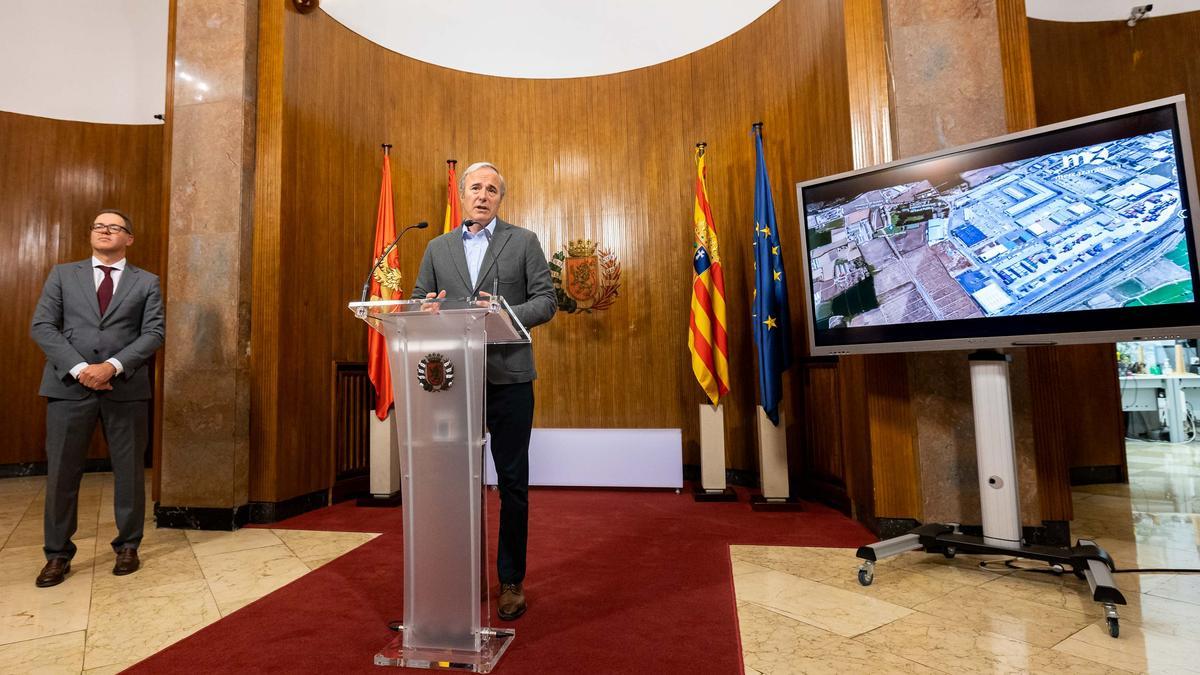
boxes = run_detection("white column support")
[969,352,1022,546]
[368,410,401,498]
[756,407,790,500]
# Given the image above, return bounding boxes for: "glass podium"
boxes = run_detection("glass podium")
[348,297,529,673]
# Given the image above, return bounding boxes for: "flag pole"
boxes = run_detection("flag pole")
[691,139,735,502]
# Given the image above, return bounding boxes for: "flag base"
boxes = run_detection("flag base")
[357,491,402,507]
[750,494,804,512]
[692,485,738,502]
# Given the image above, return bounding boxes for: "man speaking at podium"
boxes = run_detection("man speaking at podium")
[412,162,556,620]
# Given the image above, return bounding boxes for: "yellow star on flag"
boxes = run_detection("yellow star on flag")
[771,246,779,255]
[763,315,778,329]
[773,270,781,281]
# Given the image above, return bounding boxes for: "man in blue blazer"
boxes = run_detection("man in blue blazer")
[413,162,556,620]
[30,209,165,587]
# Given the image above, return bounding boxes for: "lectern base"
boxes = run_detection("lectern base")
[374,627,515,672]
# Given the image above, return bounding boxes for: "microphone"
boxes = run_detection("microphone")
[359,221,429,302]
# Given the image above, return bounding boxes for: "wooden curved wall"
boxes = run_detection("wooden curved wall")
[1028,13,1200,478]
[258,0,853,499]
[1,111,164,465]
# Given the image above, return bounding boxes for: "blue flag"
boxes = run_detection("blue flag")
[751,126,792,425]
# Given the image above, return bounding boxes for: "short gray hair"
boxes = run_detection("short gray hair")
[458,162,506,197]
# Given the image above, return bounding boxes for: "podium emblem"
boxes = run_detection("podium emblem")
[417,353,455,392]
[549,238,621,314]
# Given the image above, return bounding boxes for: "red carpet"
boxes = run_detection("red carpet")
[129,486,874,674]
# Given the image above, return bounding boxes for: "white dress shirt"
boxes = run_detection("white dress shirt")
[463,218,497,288]
[69,256,127,380]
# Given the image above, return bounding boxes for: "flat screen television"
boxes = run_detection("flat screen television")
[796,96,1200,356]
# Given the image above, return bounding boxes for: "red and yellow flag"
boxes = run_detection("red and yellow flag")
[443,159,461,233]
[367,149,400,419]
[689,144,730,405]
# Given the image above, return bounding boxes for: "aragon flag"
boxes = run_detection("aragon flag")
[443,159,461,233]
[689,143,731,405]
[367,147,402,419]
[751,124,793,425]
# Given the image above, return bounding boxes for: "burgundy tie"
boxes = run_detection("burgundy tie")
[97,266,115,315]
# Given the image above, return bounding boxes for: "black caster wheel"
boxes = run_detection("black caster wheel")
[858,567,874,586]
[943,547,956,559]
[1107,617,1119,638]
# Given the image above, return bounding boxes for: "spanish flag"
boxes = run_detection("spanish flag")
[367,148,398,419]
[689,144,731,405]
[443,159,461,233]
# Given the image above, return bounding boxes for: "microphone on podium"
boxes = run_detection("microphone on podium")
[359,221,429,302]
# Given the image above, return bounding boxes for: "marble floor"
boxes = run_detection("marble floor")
[735,440,1200,674]
[0,473,378,673]
[2,439,1198,673]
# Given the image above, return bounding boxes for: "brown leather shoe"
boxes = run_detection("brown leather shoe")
[498,583,526,621]
[36,558,71,587]
[113,548,140,576]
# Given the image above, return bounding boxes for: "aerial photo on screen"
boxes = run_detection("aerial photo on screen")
[805,130,1194,330]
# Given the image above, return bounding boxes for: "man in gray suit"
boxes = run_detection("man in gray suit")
[30,209,165,587]
[412,162,556,620]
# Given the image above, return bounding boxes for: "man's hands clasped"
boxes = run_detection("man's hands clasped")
[77,363,116,391]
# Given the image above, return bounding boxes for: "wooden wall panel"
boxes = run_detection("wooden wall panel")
[1,111,165,466]
[1027,13,1200,485]
[257,0,854,500]
[249,0,287,501]
[1029,13,1200,164]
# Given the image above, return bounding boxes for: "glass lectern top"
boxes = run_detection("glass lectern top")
[349,296,530,344]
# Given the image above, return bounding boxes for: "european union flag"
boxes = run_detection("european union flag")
[751,126,792,424]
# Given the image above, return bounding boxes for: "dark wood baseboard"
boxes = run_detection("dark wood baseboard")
[154,503,250,531]
[1069,465,1125,485]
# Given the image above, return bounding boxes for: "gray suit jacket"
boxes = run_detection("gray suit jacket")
[412,219,556,383]
[31,260,165,401]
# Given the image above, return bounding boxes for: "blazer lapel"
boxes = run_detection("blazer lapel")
[474,220,513,294]
[449,233,473,291]
[102,266,138,320]
[74,261,102,319]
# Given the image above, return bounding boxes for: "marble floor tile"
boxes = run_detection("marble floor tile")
[884,551,1012,587]
[0,477,46,496]
[273,528,378,568]
[1074,482,1134,498]
[729,544,860,583]
[912,585,1094,648]
[737,601,937,674]
[823,565,970,609]
[1091,535,1200,570]
[185,527,284,558]
[855,610,1131,675]
[1053,621,1200,674]
[1145,573,1200,606]
[82,662,139,675]
[92,529,201,593]
[83,578,220,671]
[4,501,101,549]
[0,539,96,646]
[0,630,85,674]
[0,513,21,549]
[733,560,912,637]
[196,543,311,616]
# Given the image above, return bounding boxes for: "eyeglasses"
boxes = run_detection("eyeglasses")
[91,223,132,235]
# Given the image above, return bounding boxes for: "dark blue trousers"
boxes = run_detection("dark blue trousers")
[486,381,534,585]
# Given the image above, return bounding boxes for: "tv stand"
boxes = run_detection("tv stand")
[854,349,1126,638]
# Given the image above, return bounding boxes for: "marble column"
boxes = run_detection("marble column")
[884,0,1042,526]
[156,0,257,527]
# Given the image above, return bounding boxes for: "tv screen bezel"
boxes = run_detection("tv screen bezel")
[795,95,1200,356]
